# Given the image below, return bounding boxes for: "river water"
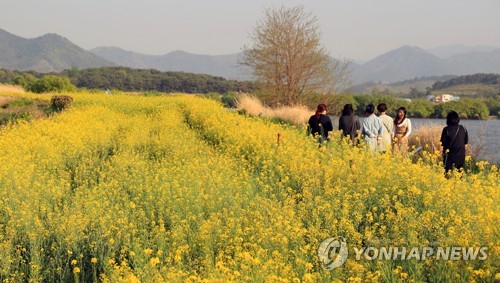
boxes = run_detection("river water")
[331,117,500,164]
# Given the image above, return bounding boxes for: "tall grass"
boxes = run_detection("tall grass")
[236,94,312,126]
[409,123,486,161]
[409,124,443,153]
[0,84,25,94]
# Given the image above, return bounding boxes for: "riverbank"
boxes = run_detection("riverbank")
[330,116,499,164]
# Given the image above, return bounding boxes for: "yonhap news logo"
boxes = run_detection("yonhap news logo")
[353,246,488,261]
[318,236,488,270]
[317,236,348,270]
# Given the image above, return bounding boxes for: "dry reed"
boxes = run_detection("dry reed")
[236,94,312,126]
[409,124,443,153]
[0,84,25,94]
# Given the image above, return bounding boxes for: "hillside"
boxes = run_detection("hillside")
[429,84,500,97]
[91,44,500,84]
[426,44,499,58]
[351,46,456,83]
[1,29,500,84]
[0,29,114,72]
[349,73,500,97]
[91,47,250,80]
[351,45,500,84]
[428,73,500,97]
[348,75,456,95]
[447,49,500,73]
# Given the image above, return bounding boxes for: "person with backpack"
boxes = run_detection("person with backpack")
[440,110,469,176]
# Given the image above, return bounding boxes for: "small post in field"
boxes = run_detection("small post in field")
[277,133,281,146]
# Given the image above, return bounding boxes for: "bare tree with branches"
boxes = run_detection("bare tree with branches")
[241,5,350,106]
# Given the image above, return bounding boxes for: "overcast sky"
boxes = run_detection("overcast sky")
[1,0,499,60]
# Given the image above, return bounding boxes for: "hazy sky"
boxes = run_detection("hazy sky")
[1,0,499,60]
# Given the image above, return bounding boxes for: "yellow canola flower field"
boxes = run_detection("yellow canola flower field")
[0,91,498,282]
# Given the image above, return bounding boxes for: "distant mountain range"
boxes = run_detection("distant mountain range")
[0,29,114,72]
[90,47,250,80]
[1,28,499,84]
[426,44,499,59]
[350,45,500,83]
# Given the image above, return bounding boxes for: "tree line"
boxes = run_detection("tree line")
[295,93,497,119]
[351,94,495,119]
[0,67,256,94]
[432,73,500,90]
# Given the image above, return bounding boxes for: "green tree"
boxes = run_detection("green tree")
[435,101,465,118]
[406,99,434,118]
[408,87,426,98]
[353,94,408,116]
[485,96,499,117]
[13,73,38,88]
[242,5,350,106]
[27,75,76,93]
[434,99,489,119]
[466,99,489,119]
[65,67,254,94]
[0,69,17,83]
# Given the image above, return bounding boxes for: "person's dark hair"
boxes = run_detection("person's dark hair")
[315,104,327,120]
[365,104,375,115]
[342,104,354,116]
[377,103,387,113]
[446,110,460,126]
[394,107,407,125]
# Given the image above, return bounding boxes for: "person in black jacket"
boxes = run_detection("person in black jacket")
[338,104,360,144]
[308,104,333,142]
[440,110,469,176]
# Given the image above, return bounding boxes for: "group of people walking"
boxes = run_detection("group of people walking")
[308,103,469,175]
[309,103,413,153]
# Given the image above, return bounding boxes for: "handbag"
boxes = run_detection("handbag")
[444,125,461,165]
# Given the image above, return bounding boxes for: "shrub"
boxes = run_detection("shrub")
[50,95,73,111]
[13,74,38,89]
[202,92,221,102]
[485,95,500,117]
[26,75,76,93]
[221,91,239,108]
[0,112,31,125]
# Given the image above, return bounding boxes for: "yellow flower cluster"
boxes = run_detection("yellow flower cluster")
[0,91,497,282]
